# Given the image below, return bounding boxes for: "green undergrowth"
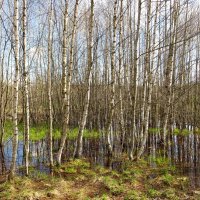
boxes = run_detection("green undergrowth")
[148,127,200,136]
[3,120,100,142]
[0,158,199,199]
[173,128,191,136]
[52,158,200,199]
[3,121,200,143]
[3,121,14,141]
[67,128,100,140]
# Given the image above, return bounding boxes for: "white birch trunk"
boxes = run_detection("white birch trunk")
[47,0,54,167]
[105,0,118,157]
[75,0,94,158]
[22,0,30,176]
[57,0,79,165]
[129,0,142,160]
[10,0,20,178]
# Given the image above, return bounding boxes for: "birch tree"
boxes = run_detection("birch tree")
[162,0,179,156]
[47,0,54,168]
[22,0,30,176]
[129,0,142,160]
[105,0,118,158]
[57,0,79,165]
[75,0,94,158]
[9,0,20,178]
[118,0,126,153]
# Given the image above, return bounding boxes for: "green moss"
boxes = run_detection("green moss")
[67,128,78,139]
[67,128,100,140]
[56,159,94,176]
[181,129,190,136]
[85,195,109,200]
[92,194,110,200]
[102,176,124,195]
[159,165,176,175]
[124,190,146,200]
[73,159,90,168]
[0,159,195,200]
[53,129,61,139]
[148,128,161,134]
[147,188,161,198]
[150,156,170,167]
[83,129,100,139]
[162,188,179,200]
[95,165,110,175]
[0,182,15,199]
[122,170,131,176]
[34,172,49,180]
[160,173,175,185]
[30,125,47,141]
[3,122,100,142]
[173,128,180,135]
[173,128,191,136]
[3,120,14,141]
[81,168,96,177]
[121,170,133,182]
[65,167,77,174]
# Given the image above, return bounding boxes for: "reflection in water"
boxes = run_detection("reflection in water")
[1,132,200,188]
[0,145,6,174]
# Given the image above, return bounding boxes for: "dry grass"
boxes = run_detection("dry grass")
[0,159,200,200]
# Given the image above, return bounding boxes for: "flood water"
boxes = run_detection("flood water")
[1,133,200,188]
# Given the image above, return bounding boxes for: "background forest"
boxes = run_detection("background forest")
[0,0,200,190]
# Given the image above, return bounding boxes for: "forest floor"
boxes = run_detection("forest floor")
[0,158,200,200]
